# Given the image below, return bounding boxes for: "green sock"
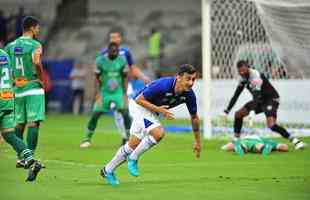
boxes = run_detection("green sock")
[15,127,24,140]
[27,127,39,152]
[85,112,101,141]
[2,131,33,161]
[123,109,131,129]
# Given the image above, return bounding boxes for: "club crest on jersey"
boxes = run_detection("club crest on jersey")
[14,47,23,55]
[0,56,8,65]
[169,99,176,104]
[180,97,186,101]
[267,105,272,110]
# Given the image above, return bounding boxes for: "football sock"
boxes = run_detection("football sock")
[234,117,243,135]
[2,131,32,160]
[270,124,290,139]
[105,143,133,173]
[27,127,39,152]
[15,127,24,140]
[15,128,25,159]
[122,110,132,138]
[114,110,127,139]
[21,149,34,163]
[129,135,157,160]
[85,112,102,141]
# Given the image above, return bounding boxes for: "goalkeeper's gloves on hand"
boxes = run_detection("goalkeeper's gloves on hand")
[224,109,230,115]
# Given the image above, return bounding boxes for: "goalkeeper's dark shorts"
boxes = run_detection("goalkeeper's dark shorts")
[244,98,279,117]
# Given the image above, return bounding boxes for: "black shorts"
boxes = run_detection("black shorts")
[244,98,279,117]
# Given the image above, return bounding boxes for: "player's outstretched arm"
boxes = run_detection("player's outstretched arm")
[131,66,151,84]
[191,114,201,158]
[225,84,244,114]
[135,95,174,119]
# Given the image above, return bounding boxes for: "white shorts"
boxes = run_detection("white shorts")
[128,99,161,140]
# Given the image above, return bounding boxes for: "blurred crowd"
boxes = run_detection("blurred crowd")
[0,7,26,48]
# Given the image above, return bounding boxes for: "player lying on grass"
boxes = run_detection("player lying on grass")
[221,135,288,156]
[100,64,201,186]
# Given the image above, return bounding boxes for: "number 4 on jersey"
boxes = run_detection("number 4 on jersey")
[16,57,25,76]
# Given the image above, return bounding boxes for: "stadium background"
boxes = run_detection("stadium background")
[1,0,309,127]
[0,1,309,199]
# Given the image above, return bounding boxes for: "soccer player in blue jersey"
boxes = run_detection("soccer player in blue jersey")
[100,64,201,186]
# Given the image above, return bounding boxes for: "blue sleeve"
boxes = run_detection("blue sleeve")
[142,80,166,101]
[100,48,107,55]
[186,91,197,115]
[125,50,134,66]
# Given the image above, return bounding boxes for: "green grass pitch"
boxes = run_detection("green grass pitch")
[0,114,309,200]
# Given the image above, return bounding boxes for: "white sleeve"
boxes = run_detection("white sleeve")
[249,69,263,91]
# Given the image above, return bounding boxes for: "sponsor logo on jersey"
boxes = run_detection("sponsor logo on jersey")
[0,56,8,65]
[180,96,186,101]
[0,90,14,100]
[14,47,23,55]
[14,77,28,87]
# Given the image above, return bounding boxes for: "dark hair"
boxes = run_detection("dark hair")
[109,30,122,37]
[22,16,39,31]
[178,64,196,75]
[236,60,249,69]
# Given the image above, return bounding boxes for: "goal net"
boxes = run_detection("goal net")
[202,0,310,138]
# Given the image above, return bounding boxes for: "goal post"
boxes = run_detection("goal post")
[201,0,212,139]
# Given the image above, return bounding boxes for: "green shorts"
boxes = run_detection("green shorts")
[0,110,15,130]
[92,93,125,113]
[261,138,279,150]
[15,94,45,123]
[240,138,264,152]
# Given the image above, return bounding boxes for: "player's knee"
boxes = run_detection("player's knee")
[27,121,40,128]
[1,128,14,135]
[150,127,165,142]
[269,123,277,130]
[16,123,26,129]
[156,134,164,142]
[94,112,103,118]
[152,132,165,142]
[254,144,264,152]
[235,111,244,119]
[128,136,141,149]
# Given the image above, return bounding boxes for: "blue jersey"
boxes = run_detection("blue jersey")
[134,76,197,115]
[101,46,134,67]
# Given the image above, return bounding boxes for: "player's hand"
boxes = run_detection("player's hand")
[193,141,201,159]
[159,105,174,120]
[223,109,230,115]
[95,93,102,106]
